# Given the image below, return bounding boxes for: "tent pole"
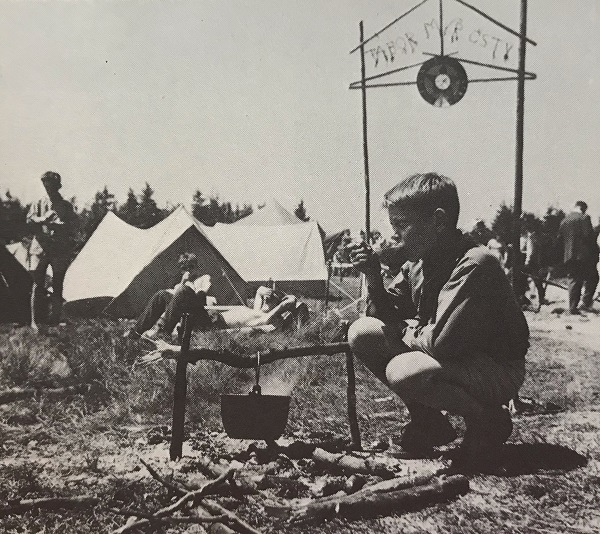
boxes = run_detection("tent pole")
[360,20,371,245]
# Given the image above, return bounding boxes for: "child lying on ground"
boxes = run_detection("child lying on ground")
[128,256,308,342]
[347,172,529,474]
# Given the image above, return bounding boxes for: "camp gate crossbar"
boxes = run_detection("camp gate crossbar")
[169,313,361,460]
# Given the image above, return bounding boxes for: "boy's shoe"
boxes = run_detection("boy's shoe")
[143,328,173,343]
[448,406,513,474]
[397,411,458,453]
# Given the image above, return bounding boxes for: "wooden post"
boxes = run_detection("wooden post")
[359,20,371,244]
[170,313,192,460]
[345,351,362,450]
[511,0,528,289]
[324,260,332,312]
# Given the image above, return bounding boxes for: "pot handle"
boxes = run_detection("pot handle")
[252,351,262,395]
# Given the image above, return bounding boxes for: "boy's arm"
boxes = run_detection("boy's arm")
[348,241,414,325]
[365,267,416,325]
[402,255,514,360]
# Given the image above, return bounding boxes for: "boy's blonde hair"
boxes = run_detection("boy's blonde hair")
[383,172,460,228]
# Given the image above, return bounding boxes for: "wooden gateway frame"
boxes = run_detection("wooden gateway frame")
[349,0,536,288]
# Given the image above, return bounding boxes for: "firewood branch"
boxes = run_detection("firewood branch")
[108,507,229,524]
[112,464,235,534]
[0,384,91,405]
[312,447,396,479]
[286,474,469,522]
[0,495,99,518]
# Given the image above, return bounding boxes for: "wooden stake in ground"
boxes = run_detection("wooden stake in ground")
[170,313,192,461]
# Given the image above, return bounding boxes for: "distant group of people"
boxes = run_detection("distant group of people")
[484,200,600,314]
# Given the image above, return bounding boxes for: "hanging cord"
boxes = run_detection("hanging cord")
[252,351,261,394]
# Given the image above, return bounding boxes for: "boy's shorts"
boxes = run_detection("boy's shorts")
[350,316,525,407]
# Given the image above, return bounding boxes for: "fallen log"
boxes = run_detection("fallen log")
[288,475,469,522]
[312,448,396,479]
[0,384,91,405]
[265,471,437,518]
[0,495,99,518]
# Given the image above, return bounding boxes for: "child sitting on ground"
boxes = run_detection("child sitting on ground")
[347,173,529,473]
[127,252,214,341]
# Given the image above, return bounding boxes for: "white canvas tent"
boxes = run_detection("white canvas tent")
[63,207,248,317]
[233,199,301,226]
[204,220,328,297]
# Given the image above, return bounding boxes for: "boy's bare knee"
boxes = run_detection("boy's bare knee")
[385,351,440,397]
[347,316,385,355]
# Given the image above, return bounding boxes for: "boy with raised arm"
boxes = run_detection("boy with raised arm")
[347,173,529,473]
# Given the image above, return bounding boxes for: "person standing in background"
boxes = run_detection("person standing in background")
[27,171,78,329]
[557,201,599,314]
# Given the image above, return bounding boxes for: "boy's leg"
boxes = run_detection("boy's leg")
[566,260,583,313]
[48,255,70,325]
[385,350,525,470]
[161,286,210,334]
[348,317,457,451]
[132,290,173,336]
[581,261,599,309]
[31,254,50,330]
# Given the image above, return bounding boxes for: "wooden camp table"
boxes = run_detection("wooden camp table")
[169,313,361,460]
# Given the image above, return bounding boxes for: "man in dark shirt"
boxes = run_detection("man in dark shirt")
[347,173,529,473]
[27,171,78,328]
[557,201,599,313]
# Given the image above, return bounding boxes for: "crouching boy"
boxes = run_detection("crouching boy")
[347,173,528,473]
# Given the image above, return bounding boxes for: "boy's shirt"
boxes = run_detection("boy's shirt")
[27,195,78,256]
[367,231,529,362]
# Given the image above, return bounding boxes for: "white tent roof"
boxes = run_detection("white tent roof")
[64,207,247,316]
[233,199,301,226]
[204,220,327,283]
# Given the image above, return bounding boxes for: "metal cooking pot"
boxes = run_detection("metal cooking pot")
[220,352,290,441]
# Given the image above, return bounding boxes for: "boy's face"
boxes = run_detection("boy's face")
[41,178,60,196]
[388,204,438,262]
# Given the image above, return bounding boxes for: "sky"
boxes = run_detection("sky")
[1,0,599,236]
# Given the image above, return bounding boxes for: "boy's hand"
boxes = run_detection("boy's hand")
[347,241,381,276]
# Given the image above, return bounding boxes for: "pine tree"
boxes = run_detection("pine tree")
[78,186,116,245]
[136,183,164,229]
[0,190,29,242]
[118,188,140,226]
[294,200,310,222]
[192,190,216,225]
[491,203,514,245]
